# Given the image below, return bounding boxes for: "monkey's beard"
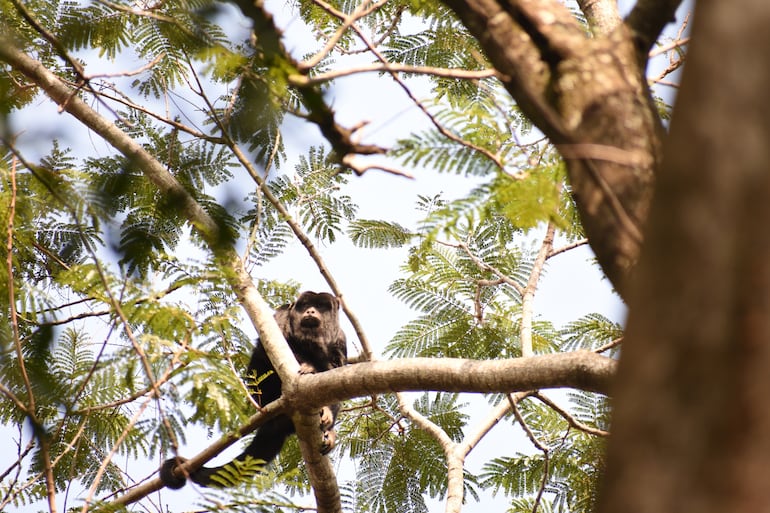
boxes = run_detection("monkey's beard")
[300,315,321,329]
[291,322,337,353]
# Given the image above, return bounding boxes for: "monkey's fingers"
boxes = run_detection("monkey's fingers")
[298,362,316,375]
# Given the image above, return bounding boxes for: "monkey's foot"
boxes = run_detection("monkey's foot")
[319,406,337,454]
[319,405,335,430]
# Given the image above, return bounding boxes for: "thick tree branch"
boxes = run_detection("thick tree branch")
[104,350,613,508]
[626,0,685,57]
[294,352,616,407]
[292,411,341,513]
[439,0,663,298]
[598,2,770,511]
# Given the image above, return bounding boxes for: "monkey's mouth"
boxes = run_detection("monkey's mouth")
[300,317,321,328]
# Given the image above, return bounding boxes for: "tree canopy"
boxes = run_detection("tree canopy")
[3,0,770,512]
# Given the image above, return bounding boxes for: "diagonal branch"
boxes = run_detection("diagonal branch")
[439,0,567,144]
[109,399,287,507]
[0,40,326,507]
[626,0,685,58]
[0,42,296,374]
[230,0,386,162]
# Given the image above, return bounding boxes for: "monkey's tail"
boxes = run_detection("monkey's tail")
[159,426,290,489]
[159,455,270,489]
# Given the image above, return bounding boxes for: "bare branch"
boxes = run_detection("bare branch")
[649,36,690,58]
[231,0,386,160]
[84,53,164,80]
[290,63,499,85]
[341,155,415,178]
[521,223,556,357]
[548,238,589,259]
[533,392,610,437]
[300,0,380,70]
[296,352,616,407]
[510,394,550,513]
[594,337,623,354]
[576,0,622,34]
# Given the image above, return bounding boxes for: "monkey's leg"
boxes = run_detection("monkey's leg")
[237,415,295,464]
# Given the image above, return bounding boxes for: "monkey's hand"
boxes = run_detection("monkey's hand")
[319,406,337,454]
[298,362,316,375]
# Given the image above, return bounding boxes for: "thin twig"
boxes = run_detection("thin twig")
[509,394,550,513]
[300,0,380,70]
[594,336,622,354]
[291,63,498,85]
[533,392,610,437]
[548,238,588,259]
[311,0,506,171]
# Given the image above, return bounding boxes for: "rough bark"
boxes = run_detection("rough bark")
[440,0,680,297]
[554,24,660,296]
[597,2,770,512]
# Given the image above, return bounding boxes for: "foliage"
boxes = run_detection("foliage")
[0,0,627,511]
[335,393,475,513]
[480,393,610,513]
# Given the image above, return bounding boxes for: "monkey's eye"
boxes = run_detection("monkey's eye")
[297,300,331,312]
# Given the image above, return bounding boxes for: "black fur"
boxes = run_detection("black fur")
[160,291,347,488]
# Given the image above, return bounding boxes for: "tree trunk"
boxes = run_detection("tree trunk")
[597,2,770,512]
[439,0,670,297]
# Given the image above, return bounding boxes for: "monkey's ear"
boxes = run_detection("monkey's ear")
[274,304,292,333]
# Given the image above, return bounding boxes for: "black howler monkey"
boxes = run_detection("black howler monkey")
[160,291,347,489]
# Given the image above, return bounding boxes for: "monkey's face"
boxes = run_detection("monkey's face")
[299,306,323,328]
[291,292,338,333]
